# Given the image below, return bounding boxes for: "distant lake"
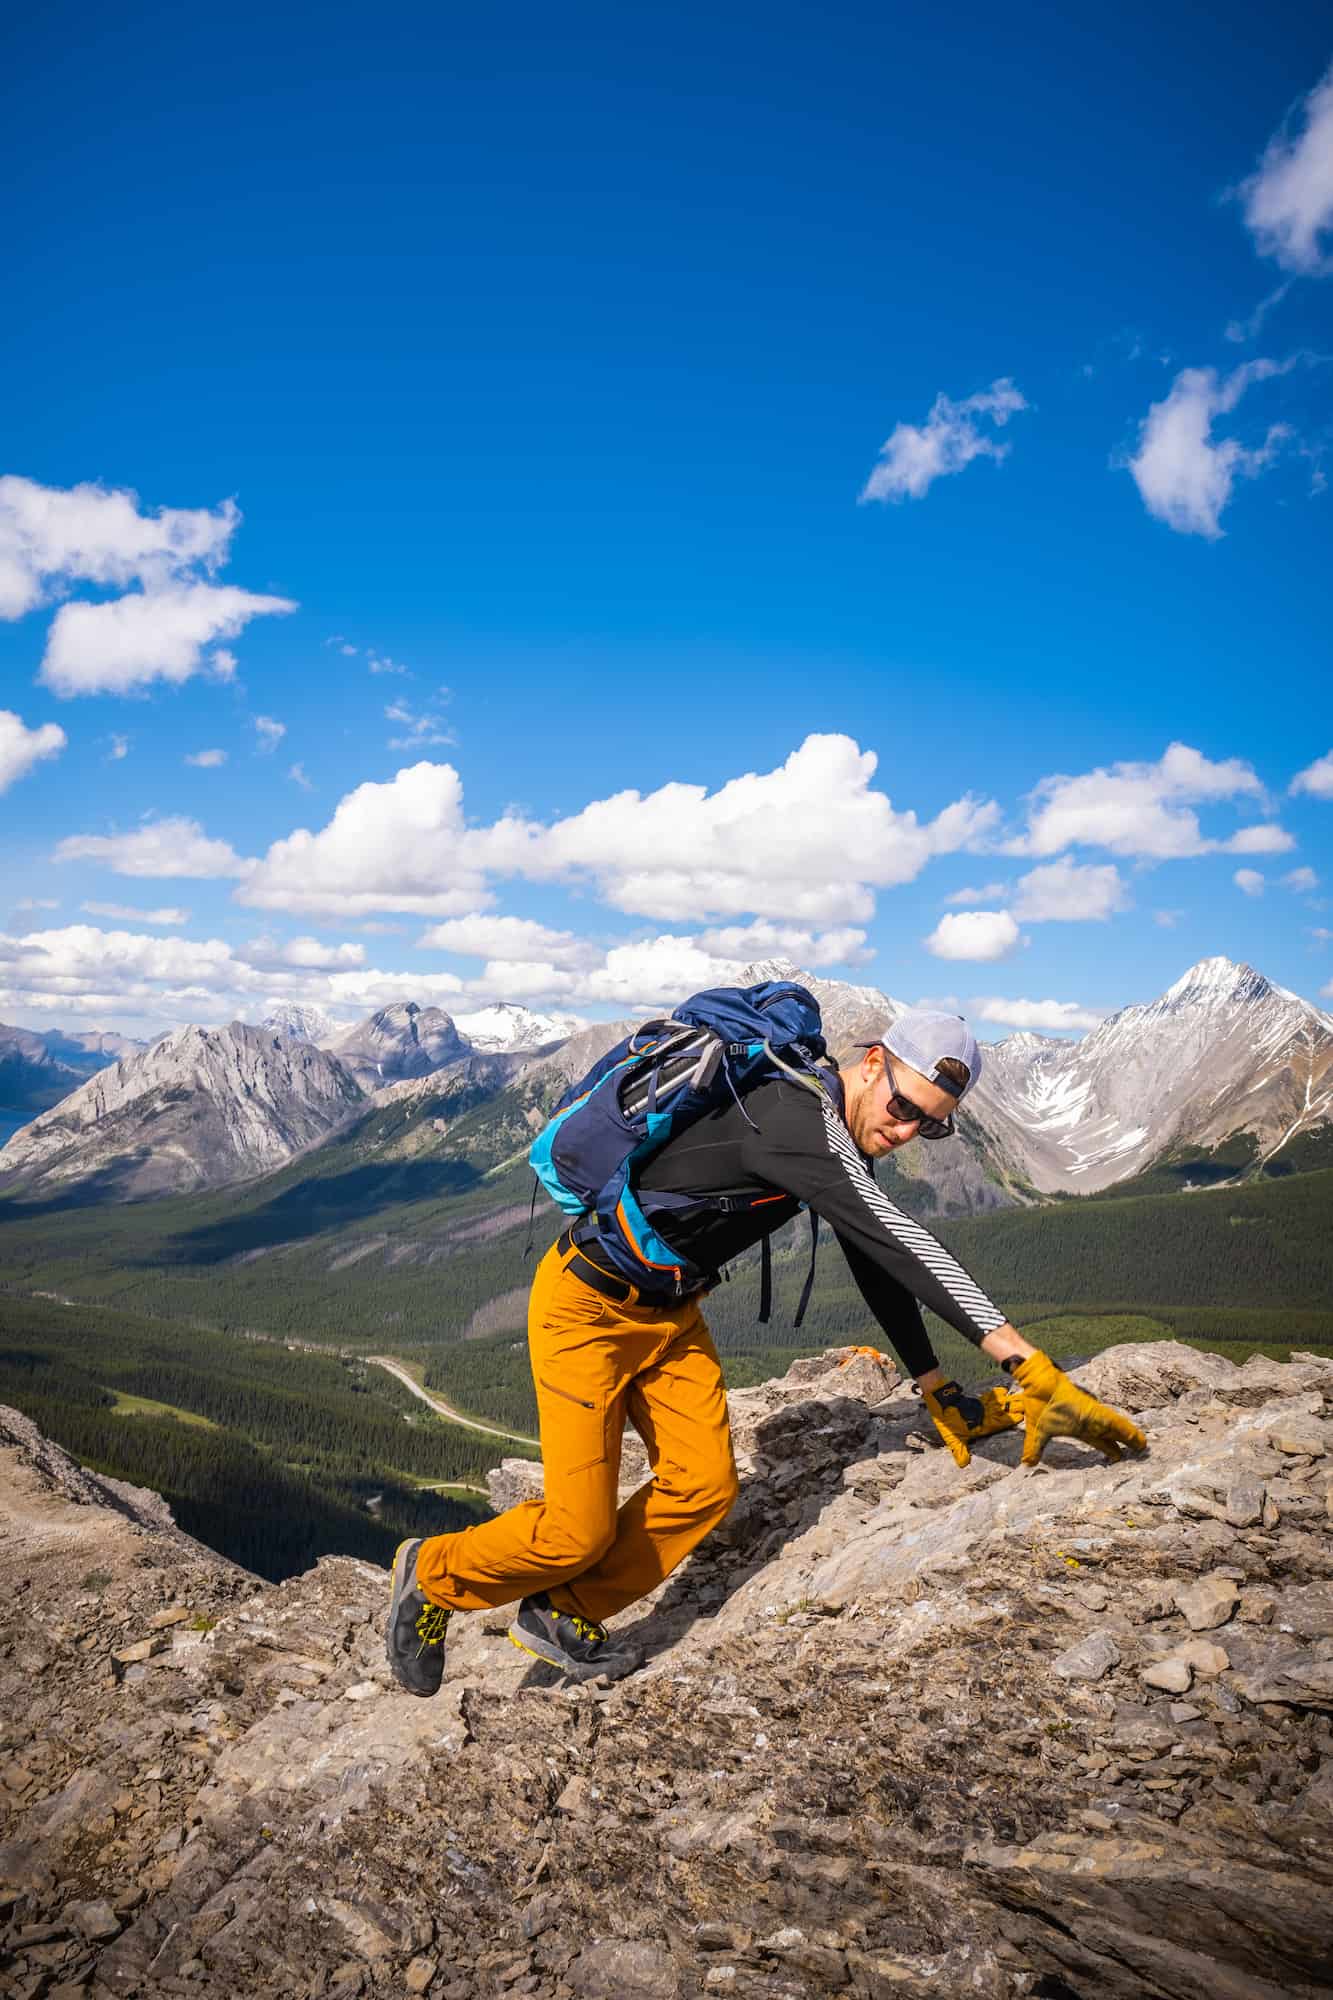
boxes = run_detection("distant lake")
[0,1115,26,1147]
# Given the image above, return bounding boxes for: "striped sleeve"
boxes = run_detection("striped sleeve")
[809,1101,1006,1346]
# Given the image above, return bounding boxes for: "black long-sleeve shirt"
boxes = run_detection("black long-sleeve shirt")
[634,1072,1007,1377]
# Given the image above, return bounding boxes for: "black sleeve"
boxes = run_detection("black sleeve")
[837,1235,940,1379]
[741,1080,1008,1351]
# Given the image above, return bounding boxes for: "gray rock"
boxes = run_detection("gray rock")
[1142,1657,1192,1694]
[568,1939,681,1997]
[1053,1631,1121,1682]
[1175,1575,1240,1631]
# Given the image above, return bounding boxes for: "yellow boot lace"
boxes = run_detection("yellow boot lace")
[568,1613,607,1646]
[414,1602,451,1649]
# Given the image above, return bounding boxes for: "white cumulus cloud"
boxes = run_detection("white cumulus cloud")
[860,380,1028,503]
[0,475,238,622]
[40,584,295,698]
[694,921,872,967]
[1283,866,1320,892]
[480,735,999,923]
[971,995,1107,1033]
[1234,868,1265,897]
[418,913,592,966]
[1012,742,1282,859]
[241,736,999,926]
[54,816,251,879]
[923,911,1022,962]
[241,762,487,917]
[1126,360,1294,538]
[1221,822,1295,854]
[1235,64,1333,273]
[0,710,66,794]
[1291,749,1333,799]
[1010,859,1130,923]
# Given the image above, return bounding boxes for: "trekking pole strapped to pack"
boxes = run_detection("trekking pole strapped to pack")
[528,980,833,1315]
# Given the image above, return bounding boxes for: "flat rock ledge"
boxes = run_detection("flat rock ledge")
[2,1338,1332,2000]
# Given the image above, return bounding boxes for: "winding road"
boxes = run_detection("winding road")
[367,1355,539,1448]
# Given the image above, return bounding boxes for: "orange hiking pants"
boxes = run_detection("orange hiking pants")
[414,1237,739,1624]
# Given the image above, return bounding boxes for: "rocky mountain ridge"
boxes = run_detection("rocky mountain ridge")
[322,1003,471,1092]
[971,957,1333,1193]
[0,1022,142,1126]
[2,1339,1331,1998]
[0,1023,366,1199]
[1,956,1329,1211]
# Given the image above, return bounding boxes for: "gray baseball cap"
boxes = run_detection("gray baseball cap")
[880,1009,982,1100]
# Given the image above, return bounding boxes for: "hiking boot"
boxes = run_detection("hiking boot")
[508,1593,638,1682]
[385,1538,450,1697]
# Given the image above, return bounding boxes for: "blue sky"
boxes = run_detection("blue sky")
[2,1,1330,1039]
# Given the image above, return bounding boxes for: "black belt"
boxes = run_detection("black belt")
[556,1227,637,1304]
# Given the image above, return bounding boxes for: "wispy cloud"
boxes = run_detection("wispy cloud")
[288,761,313,790]
[1233,63,1333,274]
[1282,865,1320,893]
[1224,282,1293,344]
[54,817,251,879]
[253,715,286,753]
[1234,868,1265,897]
[81,901,189,925]
[1126,358,1295,538]
[1010,859,1130,923]
[185,748,227,768]
[108,733,130,761]
[384,697,454,749]
[860,380,1028,503]
[942,881,1007,907]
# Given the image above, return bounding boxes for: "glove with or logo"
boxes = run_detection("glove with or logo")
[1012,1350,1147,1466]
[922,1379,1022,1468]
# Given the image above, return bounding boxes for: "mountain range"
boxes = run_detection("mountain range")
[1,955,1330,1207]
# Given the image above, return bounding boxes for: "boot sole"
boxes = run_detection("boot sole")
[507,1626,637,1683]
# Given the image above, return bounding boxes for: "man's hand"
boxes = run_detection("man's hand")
[923,1379,1022,1467]
[1011,1350,1147,1466]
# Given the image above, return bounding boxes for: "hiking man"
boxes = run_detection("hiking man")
[386,1002,1145,1695]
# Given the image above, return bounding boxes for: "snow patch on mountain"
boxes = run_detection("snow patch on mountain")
[453,1003,585,1052]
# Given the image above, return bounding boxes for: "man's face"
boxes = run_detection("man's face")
[847,1046,959,1159]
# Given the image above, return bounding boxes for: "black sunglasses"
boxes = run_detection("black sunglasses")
[877,1050,955,1140]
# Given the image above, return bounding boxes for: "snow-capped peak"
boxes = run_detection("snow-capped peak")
[453,1004,584,1052]
[1161,957,1270,1008]
[260,1003,341,1045]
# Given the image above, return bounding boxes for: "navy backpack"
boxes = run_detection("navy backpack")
[528,980,833,1319]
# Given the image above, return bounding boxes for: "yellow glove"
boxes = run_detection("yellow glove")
[1012,1350,1147,1466]
[922,1379,1023,1468]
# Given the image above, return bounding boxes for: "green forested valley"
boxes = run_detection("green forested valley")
[1,1137,1329,1580]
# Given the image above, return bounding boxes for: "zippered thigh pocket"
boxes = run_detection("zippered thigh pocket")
[538,1377,608,1473]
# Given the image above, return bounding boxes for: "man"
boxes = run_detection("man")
[386,1008,1145,1695]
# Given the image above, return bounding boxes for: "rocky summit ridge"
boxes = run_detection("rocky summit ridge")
[2,1340,1332,1999]
[0,1024,365,1199]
